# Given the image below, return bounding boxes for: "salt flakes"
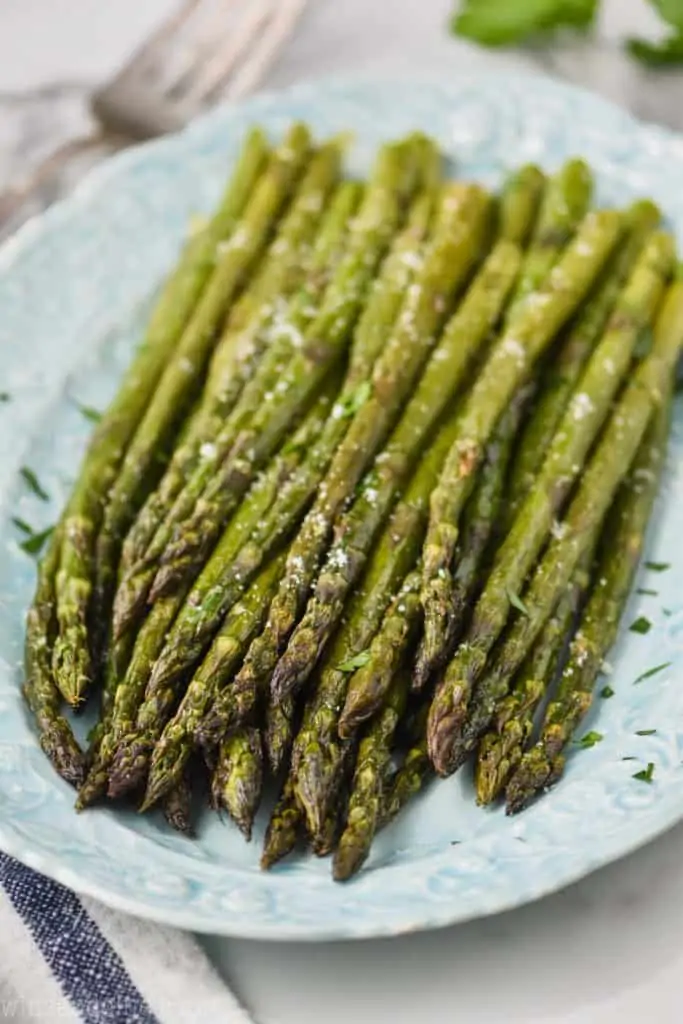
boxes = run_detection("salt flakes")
[571,392,594,422]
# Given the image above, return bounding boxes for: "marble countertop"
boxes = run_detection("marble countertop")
[3,2,683,1022]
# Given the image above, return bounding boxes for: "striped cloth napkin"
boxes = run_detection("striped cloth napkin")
[0,854,252,1024]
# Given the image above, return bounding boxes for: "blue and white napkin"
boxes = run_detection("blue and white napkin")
[0,854,252,1024]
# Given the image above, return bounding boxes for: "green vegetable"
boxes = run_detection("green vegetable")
[633,762,655,783]
[20,467,49,501]
[576,730,603,749]
[630,616,652,634]
[452,0,598,47]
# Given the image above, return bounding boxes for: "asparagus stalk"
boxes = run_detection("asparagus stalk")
[140,551,287,811]
[79,383,330,807]
[381,706,432,828]
[430,279,683,776]
[23,526,85,787]
[333,672,409,881]
[419,209,622,679]
[497,165,545,246]
[412,383,531,689]
[506,200,661,520]
[339,569,421,738]
[264,694,298,776]
[475,560,590,805]
[291,409,466,838]
[138,173,441,710]
[143,137,428,606]
[271,227,532,705]
[261,775,302,869]
[507,158,592,318]
[424,229,674,756]
[114,144,346,631]
[162,772,195,837]
[211,727,263,840]
[506,387,672,813]
[262,183,491,702]
[47,128,268,705]
[92,124,311,660]
[341,383,531,731]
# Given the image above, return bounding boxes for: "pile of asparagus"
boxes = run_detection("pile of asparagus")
[24,122,683,881]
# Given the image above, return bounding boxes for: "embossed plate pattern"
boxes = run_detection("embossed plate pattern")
[1,74,683,940]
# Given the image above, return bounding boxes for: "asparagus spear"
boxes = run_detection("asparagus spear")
[506,387,672,814]
[92,124,311,658]
[291,410,466,838]
[333,672,409,881]
[497,164,545,246]
[475,560,589,805]
[140,551,286,811]
[430,279,683,776]
[106,405,326,801]
[339,569,421,738]
[264,695,297,776]
[114,149,348,634]
[261,183,491,701]
[80,383,328,807]
[23,526,85,787]
[138,174,441,709]
[271,227,531,704]
[162,772,195,837]
[144,137,428,605]
[340,384,530,729]
[419,209,622,679]
[506,200,662,520]
[261,775,302,869]
[211,727,263,840]
[47,129,268,704]
[381,706,432,828]
[507,158,592,317]
[424,229,674,753]
[412,384,531,689]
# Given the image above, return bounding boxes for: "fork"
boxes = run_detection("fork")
[0,0,307,232]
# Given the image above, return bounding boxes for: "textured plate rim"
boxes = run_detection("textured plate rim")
[1,69,682,940]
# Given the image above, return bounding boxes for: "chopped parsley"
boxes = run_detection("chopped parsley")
[633,762,655,784]
[337,650,371,673]
[634,662,671,684]
[636,588,657,597]
[74,401,102,424]
[20,467,49,502]
[576,730,603,749]
[599,685,614,699]
[636,729,657,736]
[645,561,670,572]
[629,615,651,635]
[507,587,529,616]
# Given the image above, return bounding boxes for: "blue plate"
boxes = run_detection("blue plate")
[1,73,683,940]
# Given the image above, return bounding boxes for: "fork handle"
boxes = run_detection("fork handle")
[0,132,115,237]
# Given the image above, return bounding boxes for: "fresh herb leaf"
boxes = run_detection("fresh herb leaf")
[507,587,529,616]
[343,380,372,417]
[600,685,615,699]
[636,729,657,736]
[634,662,671,684]
[337,650,371,673]
[649,0,683,32]
[622,756,638,761]
[0,392,10,403]
[576,730,603,749]
[636,588,658,596]
[645,561,670,572]
[20,467,49,502]
[633,762,655,784]
[19,526,54,557]
[628,32,683,67]
[74,401,102,424]
[11,517,33,536]
[629,615,652,635]
[451,0,598,47]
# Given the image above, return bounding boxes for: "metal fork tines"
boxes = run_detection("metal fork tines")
[93,0,308,140]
